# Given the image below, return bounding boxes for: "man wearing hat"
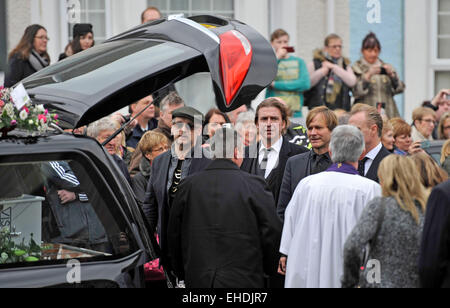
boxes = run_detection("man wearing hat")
[59,23,94,61]
[143,106,211,286]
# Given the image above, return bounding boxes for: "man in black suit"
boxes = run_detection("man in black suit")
[241,98,308,205]
[277,106,338,221]
[167,127,282,288]
[143,106,211,285]
[419,180,450,288]
[348,103,391,183]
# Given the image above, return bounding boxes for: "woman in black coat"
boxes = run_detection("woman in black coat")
[131,131,170,204]
[4,24,50,87]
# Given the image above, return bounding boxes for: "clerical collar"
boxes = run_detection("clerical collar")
[326,163,359,175]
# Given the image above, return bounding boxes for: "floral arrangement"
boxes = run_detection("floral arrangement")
[0,227,41,264]
[0,86,59,136]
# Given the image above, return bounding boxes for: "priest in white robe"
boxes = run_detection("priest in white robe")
[279,125,382,288]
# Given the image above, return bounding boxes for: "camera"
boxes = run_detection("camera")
[379,67,388,75]
[420,140,431,149]
[283,46,295,53]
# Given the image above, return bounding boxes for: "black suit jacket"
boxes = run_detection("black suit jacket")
[364,145,391,183]
[419,180,450,288]
[240,138,308,205]
[167,159,282,288]
[276,151,316,221]
[142,150,211,263]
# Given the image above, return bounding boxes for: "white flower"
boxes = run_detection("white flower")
[29,119,34,125]
[19,109,28,120]
[36,105,45,113]
[5,103,15,118]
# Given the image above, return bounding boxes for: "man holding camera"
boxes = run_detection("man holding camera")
[305,34,356,112]
[266,29,310,119]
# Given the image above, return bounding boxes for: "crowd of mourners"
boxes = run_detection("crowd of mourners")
[2,6,450,288]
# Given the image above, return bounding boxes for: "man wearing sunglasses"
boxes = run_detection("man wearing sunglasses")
[143,106,211,286]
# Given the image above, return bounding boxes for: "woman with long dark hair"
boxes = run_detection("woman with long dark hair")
[59,23,95,61]
[4,24,50,87]
[352,32,405,119]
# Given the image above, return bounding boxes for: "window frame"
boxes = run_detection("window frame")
[148,0,235,18]
[429,0,450,95]
[59,0,113,54]
[0,149,141,269]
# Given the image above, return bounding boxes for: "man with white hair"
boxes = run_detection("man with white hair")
[167,127,282,288]
[279,125,381,288]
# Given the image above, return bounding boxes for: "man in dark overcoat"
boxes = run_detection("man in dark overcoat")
[167,127,282,288]
[143,106,210,284]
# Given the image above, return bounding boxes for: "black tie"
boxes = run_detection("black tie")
[358,157,369,176]
[258,148,272,177]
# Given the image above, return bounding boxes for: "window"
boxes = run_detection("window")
[147,0,234,18]
[430,0,450,95]
[0,159,136,266]
[63,0,111,45]
[437,0,450,59]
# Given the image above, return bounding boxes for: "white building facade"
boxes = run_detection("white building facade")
[1,0,449,122]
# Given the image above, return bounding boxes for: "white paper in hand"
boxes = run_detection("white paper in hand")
[10,83,31,110]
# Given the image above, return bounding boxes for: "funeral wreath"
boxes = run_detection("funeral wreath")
[0,86,58,137]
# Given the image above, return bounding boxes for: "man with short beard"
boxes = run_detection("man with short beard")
[143,106,210,286]
[277,106,338,221]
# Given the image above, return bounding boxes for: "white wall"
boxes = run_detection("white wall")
[110,0,148,36]
[6,0,31,54]
[29,0,64,64]
[404,0,430,123]
[235,0,269,39]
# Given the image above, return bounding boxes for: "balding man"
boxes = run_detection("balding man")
[141,6,162,24]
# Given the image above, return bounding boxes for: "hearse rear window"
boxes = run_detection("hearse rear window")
[0,160,135,266]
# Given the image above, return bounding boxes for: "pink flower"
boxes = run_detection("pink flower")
[22,107,29,113]
[44,109,48,115]
[53,114,59,120]
[10,120,17,126]
[38,114,47,123]
[0,100,4,108]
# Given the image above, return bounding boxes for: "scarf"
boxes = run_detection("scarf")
[29,49,49,72]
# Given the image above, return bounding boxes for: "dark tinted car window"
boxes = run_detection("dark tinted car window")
[24,40,186,95]
[0,159,136,266]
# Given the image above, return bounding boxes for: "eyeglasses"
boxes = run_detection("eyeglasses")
[172,121,195,130]
[420,119,435,124]
[328,45,342,49]
[35,36,50,41]
[151,146,169,153]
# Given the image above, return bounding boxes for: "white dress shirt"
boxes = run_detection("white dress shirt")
[362,142,382,176]
[258,136,283,179]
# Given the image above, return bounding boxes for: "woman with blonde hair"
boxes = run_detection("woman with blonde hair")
[438,112,450,140]
[342,155,429,288]
[409,152,448,193]
[441,140,450,176]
